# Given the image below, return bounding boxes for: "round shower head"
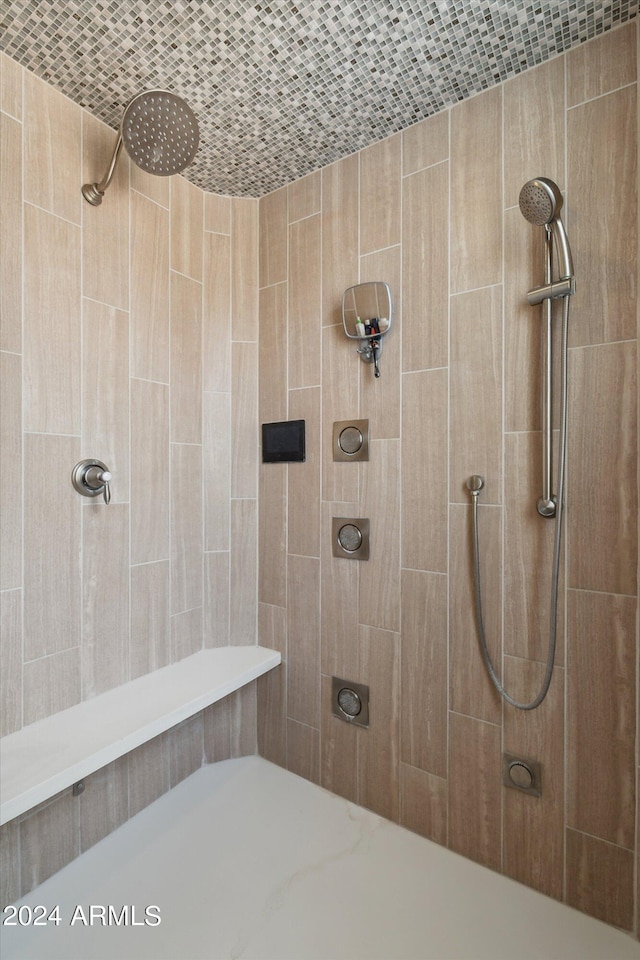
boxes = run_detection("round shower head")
[518,177,563,226]
[121,90,199,176]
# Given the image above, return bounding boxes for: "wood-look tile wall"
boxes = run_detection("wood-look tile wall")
[0,57,259,901]
[257,23,639,934]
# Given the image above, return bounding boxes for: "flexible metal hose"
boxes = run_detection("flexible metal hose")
[469,293,570,710]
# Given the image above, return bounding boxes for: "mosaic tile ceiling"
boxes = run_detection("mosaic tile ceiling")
[1,1,637,197]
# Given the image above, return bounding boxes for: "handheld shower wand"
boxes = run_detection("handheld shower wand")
[519,177,575,303]
[466,176,575,710]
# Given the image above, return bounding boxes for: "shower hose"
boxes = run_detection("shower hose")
[469,293,570,710]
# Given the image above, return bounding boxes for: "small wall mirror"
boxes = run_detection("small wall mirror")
[342,282,392,339]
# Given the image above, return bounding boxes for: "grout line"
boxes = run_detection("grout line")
[566,78,637,111]
[22,198,81,229]
[402,156,449,179]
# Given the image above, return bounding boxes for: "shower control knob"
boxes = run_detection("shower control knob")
[72,459,112,505]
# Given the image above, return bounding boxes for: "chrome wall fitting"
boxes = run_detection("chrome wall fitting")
[331,677,369,727]
[332,517,370,560]
[72,459,112,504]
[333,419,369,462]
[502,754,542,797]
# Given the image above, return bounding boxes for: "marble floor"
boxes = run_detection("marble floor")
[3,756,640,960]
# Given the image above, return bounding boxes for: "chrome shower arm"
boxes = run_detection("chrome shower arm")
[82,132,123,205]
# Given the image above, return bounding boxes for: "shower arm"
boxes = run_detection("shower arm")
[82,132,124,204]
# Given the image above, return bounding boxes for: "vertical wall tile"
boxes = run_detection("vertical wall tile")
[24,204,80,435]
[503,657,564,899]
[450,86,502,292]
[359,245,401,438]
[567,590,636,849]
[170,271,202,445]
[259,186,288,287]
[448,712,501,871]
[0,112,22,353]
[287,555,320,727]
[24,72,81,224]
[131,191,170,383]
[0,51,22,118]
[401,570,447,778]
[450,286,502,504]
[257,664,287,768]
[400,764,447,846]
[360,134,400,254]
[24,434,80,661]
[130,165,170,207]
[566,22,637,107]
[0,352,21,589]
[231,341,258,498]
[203,391,230,552]
[402,111,449,177]
[321,154,359,324]
[205,192,231,234]
[203,698,231,763]
[130,560,170,679]
[131,379,169,564]
[320,500,360,681]
[229,684,257,757]
[127,735,169,818]
[82,112,128,310]
[503,205,547,433]
[258,602,286,658]
[0,590,21,736]
[204,551,230,646]
[288,387,320,557]
[320,673,359,803]
[503,57,565,208]
[504,431,565,664]
[287,719,320,784]
[359,440,400,631]
[171,606,203,662]
[23,648,81,726]
[168,714,204,787]
[288,171,321,222]
[82,503,129,698]
[231,197,258,341]
[568,342,637,595]
[259,283,288,423]
[449,504,502,724]
[567,86,637,346]
[566,828,634,930]
[288,214,321,389]
[171,175,203,280]
[402,369,447,572]
[230,499,257,645]
[80,758,129,852]
[358,625,400,822]
[259,462,286,607]
[20,793,79,895]
[0,818,20,908]
[171,443,203,615]
[321,324,360,503]
[203,231,231,392]
[82,299,129,501]
[402,161,449,371]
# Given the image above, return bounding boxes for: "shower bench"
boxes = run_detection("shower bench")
[0,645,281,826]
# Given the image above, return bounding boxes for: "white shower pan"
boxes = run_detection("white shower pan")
[2,756,639,960]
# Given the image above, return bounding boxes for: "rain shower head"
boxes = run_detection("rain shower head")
[519,176,573,281]
[82,90,199,206]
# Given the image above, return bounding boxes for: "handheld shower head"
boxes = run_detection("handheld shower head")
[82,90,199,206]
[519,177,573,280]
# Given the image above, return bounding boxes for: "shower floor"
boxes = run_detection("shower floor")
[3,756,639,960]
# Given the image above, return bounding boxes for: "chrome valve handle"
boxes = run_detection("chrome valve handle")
[72,460,112,504]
